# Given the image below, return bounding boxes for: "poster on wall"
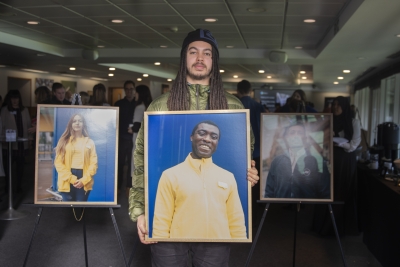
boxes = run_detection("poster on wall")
[35,78,54,90]
[34,105,119,206]
[144,110,252,242]
[61,80,77,94]
[260,113,333,202]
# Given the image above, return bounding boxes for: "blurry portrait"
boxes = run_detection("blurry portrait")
[145,110,252,242]
[260,114,333,202]
[34,105,118,205]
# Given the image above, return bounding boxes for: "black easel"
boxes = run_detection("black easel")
[23,205,128,267]
[245,202,347,267]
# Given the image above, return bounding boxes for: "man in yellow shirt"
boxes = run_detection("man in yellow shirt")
[153,120,246,239]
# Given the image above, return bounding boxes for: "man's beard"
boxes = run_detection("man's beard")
[187,64,212,81]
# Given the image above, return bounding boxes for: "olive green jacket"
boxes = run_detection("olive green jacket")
[128,84,255,222]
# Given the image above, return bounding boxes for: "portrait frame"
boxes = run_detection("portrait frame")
[144,110,252,242]
[260,113,334,203]
[34,105,119,206]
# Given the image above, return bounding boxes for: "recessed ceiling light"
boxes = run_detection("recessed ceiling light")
[357,57,365,60]
[300,71,306,74]
[226,45,234,48]
[167,79,172,82]
[27,21,40,25]
[97,45,105,48]
[108,73,114,77]
[333,81,339,84]
[154,62,161,65]
[304,19,316,23]
[109,67,115,71]
[137,78,142,81]
[204,18,218,22]
[295,46,303,49]
[267,76,272,79]
[247,7,266,13]
[338,77,344,80]
[111,19,124,23]
[302,77,307,79]
[396,34,400,37]
[160,45,168,48]
[258,70,265,73]
[36,53,46,57]
[143,74,149,77]
[233,75,238,78]
[343,70,351,73]
[69,67,76,71]
[220,70,225,73]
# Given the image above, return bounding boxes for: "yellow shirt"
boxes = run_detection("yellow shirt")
[152,154,246,239]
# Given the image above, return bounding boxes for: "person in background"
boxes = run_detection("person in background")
[274,102,282,112]
[1,90,33,193]
[79,91,90,105]
[313,96,361,236]
[127,85,152,195]
[50,83,71,105]
[129,28,259,266]
[323,101,332,113]
[236,79,265,225]
[90,83,110,106]
[35,86,51,104]
[114,80,136,191]
[281,89,317,113]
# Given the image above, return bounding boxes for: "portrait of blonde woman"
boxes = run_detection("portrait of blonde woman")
[54,113,98,202]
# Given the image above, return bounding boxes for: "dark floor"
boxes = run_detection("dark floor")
[0,150,382,267]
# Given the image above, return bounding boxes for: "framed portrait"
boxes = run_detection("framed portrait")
[260,113,333,202]
[34,105,118,206]
[145,110,252,242]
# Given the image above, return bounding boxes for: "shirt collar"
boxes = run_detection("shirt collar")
[186,153,213,173]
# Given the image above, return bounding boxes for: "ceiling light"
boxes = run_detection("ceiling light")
[36,53,46,57]
[97,45,105,48]
[295,46,303,49]
[233,75,238,78]
[160,45,168,48]
[204,18,218,22]
[396,34,400,37]
[334,81,339,84]
[302,77,307,79]
[258,70,265,73]
[338,77,344,80]
[108,73,114,77]
[267,76,272,79]
[226,45,234,48]
[69,67,76,71]
[137,78,142,81]
[27,21,40,25]
[300,71,306,74]
[109,67,115,71]
[154,62,161,65]
[357,57,365,60]
[143,74,149,77]
[111,19,124,23]
[343,70,350,73]
[304,19,316,23]
[21,68,48,74]
[220,70,225,73]
[0,65,6,67]
[247,7,266,13]
[167,79,172,82]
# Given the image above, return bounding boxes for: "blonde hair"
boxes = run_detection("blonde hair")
[55,114,89,163]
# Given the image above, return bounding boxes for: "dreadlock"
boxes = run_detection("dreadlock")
[167,48,228,111]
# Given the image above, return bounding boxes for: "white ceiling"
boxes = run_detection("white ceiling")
[0,0,399,91]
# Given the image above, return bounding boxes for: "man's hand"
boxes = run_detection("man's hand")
[137,214,157,244]
[247,160,259,187]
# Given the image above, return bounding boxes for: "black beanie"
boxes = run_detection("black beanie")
[181,29,218,55]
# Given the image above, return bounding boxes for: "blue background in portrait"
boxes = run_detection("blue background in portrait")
[147,112,249,238]
[51,107,117,202]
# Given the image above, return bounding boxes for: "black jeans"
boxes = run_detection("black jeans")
[118,138,133,189]
[2,146,25,193]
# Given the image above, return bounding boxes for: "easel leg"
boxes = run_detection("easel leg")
[328,204,347,267]
[109,208,128,267]
[83,210,88,267]
[23,207,43,267]
[293,204,299,267]
[244,203,270,267]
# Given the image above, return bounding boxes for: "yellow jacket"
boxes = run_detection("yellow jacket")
[54,137,98,192]
[153,154,246,239]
